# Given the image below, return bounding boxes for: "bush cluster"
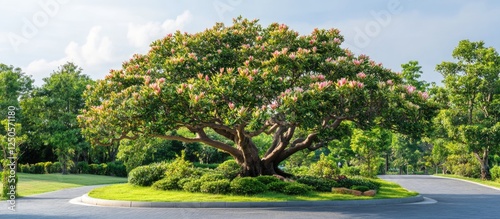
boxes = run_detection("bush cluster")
[128,162,169,186]
[335,176,381,190]
[18,161,127,177]
[491,166,500,181]
[296,176,338,192]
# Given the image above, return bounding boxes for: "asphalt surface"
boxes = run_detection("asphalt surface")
[1,175,500,219]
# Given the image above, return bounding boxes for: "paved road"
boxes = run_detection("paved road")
[1,175,500,219]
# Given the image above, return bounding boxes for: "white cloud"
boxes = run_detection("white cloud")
[24,25,115,83]
[127,10,192,48]
[65,26,113,65]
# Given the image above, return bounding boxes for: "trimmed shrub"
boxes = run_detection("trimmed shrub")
[216,160,241,179]
[267,181,289,193]
[296,176,338,192]
[255,175,281,185]
[491,166,500,181]
[51,162,62,173]
[230,177,267,195]
[128,162,169,186]
[107,161,127,177]
[152,176,182,190]
[194,163,219,169]
[89,164,99,175]
[44,162,53,174]
[200,173,226,182]
[282,182,312,195]
[19,164,32,173]
[76,161,90,174]
[178,177,198,189]
[33,162,45,174]
[183,179,204,193]
[335,176,380,190]
[200,179,231,194]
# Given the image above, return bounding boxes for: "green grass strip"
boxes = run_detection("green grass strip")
[89,179,418,202]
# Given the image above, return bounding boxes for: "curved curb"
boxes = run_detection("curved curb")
[432,175,500,192]
[79,194,424,208]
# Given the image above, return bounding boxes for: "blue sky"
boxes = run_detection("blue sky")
[1,0,500,86]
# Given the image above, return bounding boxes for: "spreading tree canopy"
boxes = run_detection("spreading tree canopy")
[79,18,436,177]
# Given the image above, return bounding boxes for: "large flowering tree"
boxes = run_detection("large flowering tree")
[79,18,436,177]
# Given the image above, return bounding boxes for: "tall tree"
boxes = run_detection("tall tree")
[22,63,93,174]
[79,18,436,177]
[436,40,500,180]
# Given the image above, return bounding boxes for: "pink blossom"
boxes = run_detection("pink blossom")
[309,39,315,45]
[177,88,183,94]
[357,82,364,89]
[325,57,332,62]
[285,89,292,94]
[171,48,176,54]
[294,87,304,92]
[337,78,348,87]
[248,75,253,81]
[281,47,289,54]
[86,85,91,90]
[270,100,278,110]
[312,46,317,53]
[317,81,332,91]
[370,60,376,67]
[158,78,166,83]
[419,91,429,100]
[406,85,416,94]
[386,80,393,85]
[348,81,357,88]
[256,36,263,41]
[144,76,151,85]
[356,72,367,79]
[227,68,234,74]
[228,102,235,110]
[289,53,296,60]
[248,56,254,61]
[217,49,222,54]
[352,59,362,66]
[220,68,225,74]
[261,45,265,51]
[272,50,280,58]
[261,105,267,110]
[197,73,203,79]
[252,69,259,75]
[292,96,298,102]
[205,75,209,82]
[333,38,341,44]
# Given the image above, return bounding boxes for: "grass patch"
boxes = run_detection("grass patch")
[89,178,417,202]
[435,174,500,189]
[0,173,127,199]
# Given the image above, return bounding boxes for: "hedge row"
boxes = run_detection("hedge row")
[17,161,127,177]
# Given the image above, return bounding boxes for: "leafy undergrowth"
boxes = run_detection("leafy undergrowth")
[1,173,127,200]
[88,178,417,202]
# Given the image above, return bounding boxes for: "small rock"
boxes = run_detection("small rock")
[363,190,377,197]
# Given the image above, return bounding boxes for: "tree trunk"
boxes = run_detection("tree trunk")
[474,152,491,180]
[479,162,491,180]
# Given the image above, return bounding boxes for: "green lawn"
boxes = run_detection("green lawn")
[1,173,127,199]
[435,174,500,189]
[89,178,418,202]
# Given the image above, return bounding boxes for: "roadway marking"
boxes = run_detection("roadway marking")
[407,197,437,205]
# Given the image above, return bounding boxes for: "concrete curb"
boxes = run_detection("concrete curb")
[80,193,424,208]
[432,175,500,192]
